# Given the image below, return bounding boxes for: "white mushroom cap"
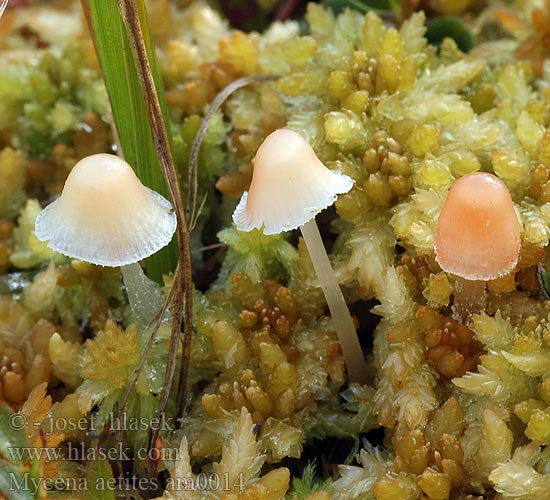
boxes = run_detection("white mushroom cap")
[35,153,176,267]
[233,129,353,235]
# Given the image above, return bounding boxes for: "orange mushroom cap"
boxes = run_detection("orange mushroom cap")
[434,172,521,281]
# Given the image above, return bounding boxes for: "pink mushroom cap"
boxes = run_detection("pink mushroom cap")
[434,172,521,281]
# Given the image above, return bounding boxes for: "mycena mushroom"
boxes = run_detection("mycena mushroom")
[434,172,521,323]
[233,128,368,384]
[34,153,175,325]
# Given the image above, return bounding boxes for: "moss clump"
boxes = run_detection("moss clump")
[7,1,550,499]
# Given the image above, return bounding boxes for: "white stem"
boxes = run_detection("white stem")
[452,276,486,325]
[121,262,168,328]
[300,218,368,384]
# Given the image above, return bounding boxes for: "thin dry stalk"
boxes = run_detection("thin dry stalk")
[118,0,193,480]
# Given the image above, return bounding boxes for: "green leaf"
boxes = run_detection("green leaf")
[85,0,178,282]
[84,458,116,500]
[426,16,475,53]
[286,462,332,500]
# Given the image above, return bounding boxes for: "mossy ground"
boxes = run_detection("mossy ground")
[3,1,550,499]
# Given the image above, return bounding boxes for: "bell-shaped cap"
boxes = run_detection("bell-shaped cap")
[233,129,353,235]
[35,153,176,267]
[434,172,521,281]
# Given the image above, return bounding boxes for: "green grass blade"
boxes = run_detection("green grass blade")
[84,0,177,282]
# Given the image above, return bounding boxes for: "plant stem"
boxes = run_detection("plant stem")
[117,0,193,481]
[300,218,368,384]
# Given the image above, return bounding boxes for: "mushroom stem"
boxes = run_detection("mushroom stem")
[120,263,167,328]
[451,276,486,324]
[300,218,368,384]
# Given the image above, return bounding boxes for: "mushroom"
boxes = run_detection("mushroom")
[434,172,521,323]
[35,153,176,325]
[233,128,368,384]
